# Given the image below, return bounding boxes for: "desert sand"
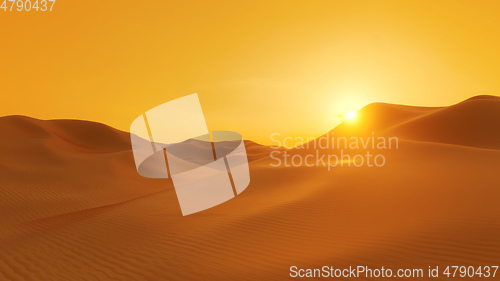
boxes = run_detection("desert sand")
[0,96,499,280]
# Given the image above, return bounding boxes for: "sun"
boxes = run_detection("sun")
[344,110,357,120]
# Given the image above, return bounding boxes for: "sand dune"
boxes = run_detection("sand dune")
[330,95,500,149]
[386,96,500,150]
[0,97,500,280]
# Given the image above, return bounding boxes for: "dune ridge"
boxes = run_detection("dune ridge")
[322,95,500,150]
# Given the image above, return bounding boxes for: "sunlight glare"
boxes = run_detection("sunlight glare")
[345,110,356,120]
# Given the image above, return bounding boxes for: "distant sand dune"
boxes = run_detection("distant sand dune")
[386,96,500,150]
[0,96,499,280]
[330,95,500,150]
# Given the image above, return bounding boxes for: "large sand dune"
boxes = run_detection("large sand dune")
[0,96,499,280]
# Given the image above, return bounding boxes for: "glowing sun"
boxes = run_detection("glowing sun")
[344,110,357,120]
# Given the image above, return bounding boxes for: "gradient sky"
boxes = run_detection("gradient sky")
[1,0,500,144]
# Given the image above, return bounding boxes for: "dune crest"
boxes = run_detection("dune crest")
[324,95,500,150]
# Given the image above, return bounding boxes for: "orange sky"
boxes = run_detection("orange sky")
[1,0,500,144]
